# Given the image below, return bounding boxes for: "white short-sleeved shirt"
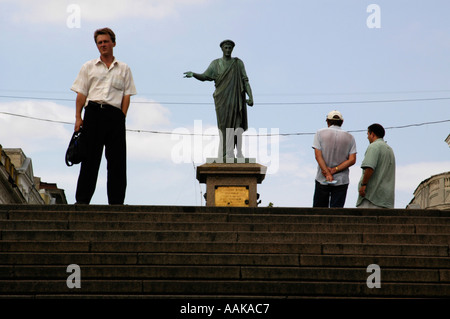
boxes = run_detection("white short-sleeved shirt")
[71,58,137,109]
[312,125,357,185]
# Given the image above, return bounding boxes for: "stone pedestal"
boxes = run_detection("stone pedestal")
[196,159,267,207]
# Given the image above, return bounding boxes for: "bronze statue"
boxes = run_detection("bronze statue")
[184,40,254,159]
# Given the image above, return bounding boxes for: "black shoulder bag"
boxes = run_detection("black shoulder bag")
[65,129,86,166]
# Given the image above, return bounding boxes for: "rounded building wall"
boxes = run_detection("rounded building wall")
[408,171,450,210]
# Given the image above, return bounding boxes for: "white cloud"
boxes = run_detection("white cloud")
[126,98,175,162]
[0,98,176,160]
[0,98,177,204]
[3,0,207,24]
[127,98,171,129]
[396,161,450,192]
[127,130,175,162]
[0,100,73,151]
[276,151,316,179]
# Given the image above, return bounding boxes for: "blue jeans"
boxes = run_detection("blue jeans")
[313,180,349,208]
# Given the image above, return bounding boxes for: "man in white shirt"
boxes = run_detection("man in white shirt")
[312,110,357,207]
[71,28,137,204]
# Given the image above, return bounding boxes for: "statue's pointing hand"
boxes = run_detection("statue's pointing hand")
[184,72,193,78]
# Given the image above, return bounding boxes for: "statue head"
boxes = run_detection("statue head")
[220,39,235,48]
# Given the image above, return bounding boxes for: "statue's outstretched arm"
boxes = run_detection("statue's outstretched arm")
[183,71,209,82]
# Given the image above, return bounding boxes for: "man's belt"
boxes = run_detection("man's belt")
[88,101,117,110]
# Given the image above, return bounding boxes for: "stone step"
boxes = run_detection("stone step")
[299,254,450,268]
[2,229,450,245]
[0,211,450,226]
[1,204,449,216]
[0,252,299,266]
[230,215,450,225]
[1,204,450,300]
[1,265,448,283]
[1,240,448,256]
[2,279,450,298]
[4,209,450,225]
[2,252,450,269]
[0,252,140,265]
[4,211,230,223]
[5,220,446,233]
[4,220,450,234]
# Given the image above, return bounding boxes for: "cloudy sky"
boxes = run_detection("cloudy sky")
[0,0,449,208]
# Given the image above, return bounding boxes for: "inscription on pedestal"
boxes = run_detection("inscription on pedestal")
[197,162,267,207]
[215,186,249,207]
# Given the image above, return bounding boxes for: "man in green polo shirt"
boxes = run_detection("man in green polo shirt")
[356,123,396,208]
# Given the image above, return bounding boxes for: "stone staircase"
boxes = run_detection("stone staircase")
[1,204,450,299]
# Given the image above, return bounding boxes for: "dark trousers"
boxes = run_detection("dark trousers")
[75,102,127,204]
[313,180,348,208]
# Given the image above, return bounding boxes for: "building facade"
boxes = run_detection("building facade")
[0,145,67,204]
[408,135,450,210]
[408,171,450,210]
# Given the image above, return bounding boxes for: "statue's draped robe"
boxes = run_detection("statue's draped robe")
[204,57,249,133]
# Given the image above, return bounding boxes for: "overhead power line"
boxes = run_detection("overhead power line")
[0,111,73,125]
[2,88,450,96]
[0,110,449,137]
[2,94,450,105]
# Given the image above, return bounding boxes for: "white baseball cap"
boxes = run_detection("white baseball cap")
[327,110,343,120]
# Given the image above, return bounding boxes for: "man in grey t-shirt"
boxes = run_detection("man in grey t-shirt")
[312,110,357,207]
